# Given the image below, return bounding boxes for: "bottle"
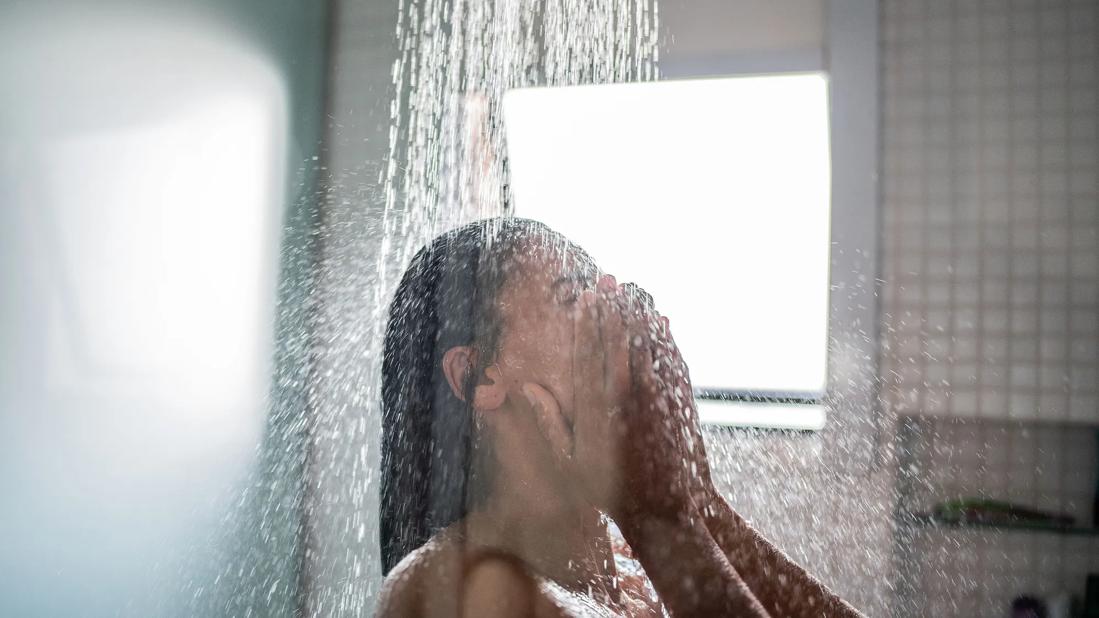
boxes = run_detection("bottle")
[1046,591,1073,618]
[1086,575,1099,618]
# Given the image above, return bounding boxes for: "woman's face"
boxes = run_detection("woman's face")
[488,239,600,448]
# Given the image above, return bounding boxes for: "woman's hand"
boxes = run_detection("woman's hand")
[646,309,722,520]
[524,279,776,617]
[523,276,715,524]
[621,286,719,523]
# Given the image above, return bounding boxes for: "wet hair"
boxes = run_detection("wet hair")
[380,217,582,574]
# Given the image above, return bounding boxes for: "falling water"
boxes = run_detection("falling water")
[171,0,907,613]
[381,0,658,276]
[306,0,660,615]
[203,0,899,614]
[5,0,1092,614]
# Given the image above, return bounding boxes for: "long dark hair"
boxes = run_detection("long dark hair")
[380,217,563,574]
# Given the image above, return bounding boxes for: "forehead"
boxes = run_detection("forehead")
[508,237,598,286]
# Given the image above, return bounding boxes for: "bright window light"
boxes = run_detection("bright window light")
[503,74,831,427]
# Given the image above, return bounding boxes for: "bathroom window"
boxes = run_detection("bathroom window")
[503,73,831,429]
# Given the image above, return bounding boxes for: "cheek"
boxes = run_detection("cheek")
[497,312,576,401]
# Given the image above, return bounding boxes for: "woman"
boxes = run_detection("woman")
[378,218,861,617]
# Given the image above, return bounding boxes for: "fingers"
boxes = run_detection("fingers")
[647,314,691,407]
[645,316,708,477]
[621,281,655,313]
[578,275,685,424]
[596,280,631,404]
[572,289,605,411]
[576,276,631,406]
[626,318,658,405]
[522,382,573,467]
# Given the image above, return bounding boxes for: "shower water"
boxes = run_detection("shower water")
[306,0,660,615]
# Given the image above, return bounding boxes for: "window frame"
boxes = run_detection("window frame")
[651,0,880,435]
[502,71,834,428]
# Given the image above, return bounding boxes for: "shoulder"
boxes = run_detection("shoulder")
[376,525,559,618]
[461,553,539,616]
[376,528,465,618]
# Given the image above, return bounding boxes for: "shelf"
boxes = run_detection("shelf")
[896,411,1099,430]
[899,512,1099,537]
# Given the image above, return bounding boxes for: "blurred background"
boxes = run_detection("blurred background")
[1,1,328,615]
[1,0,1097,616]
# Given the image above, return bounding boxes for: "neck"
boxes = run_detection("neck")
[470,463,616,594]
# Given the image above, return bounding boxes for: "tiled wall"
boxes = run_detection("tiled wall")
[881,0,1099,615]
[880,0,1099,423]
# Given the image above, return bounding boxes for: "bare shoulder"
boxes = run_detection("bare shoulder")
[376,528,466,618]
[376,525,563,618]
[461,553,539,616]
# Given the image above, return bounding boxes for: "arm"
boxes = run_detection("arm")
[699,490,864,618]
[616,509,770,618]
[526,279,843,617]
[562,282,770,616]
[637,302,863,618]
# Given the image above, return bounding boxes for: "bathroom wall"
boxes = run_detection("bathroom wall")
[895,417,1099,615]
[659,0,824,74]
[880,0,1099,615]
[880,0,1099,425]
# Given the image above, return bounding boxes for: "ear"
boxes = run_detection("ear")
[441,346,508,411]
